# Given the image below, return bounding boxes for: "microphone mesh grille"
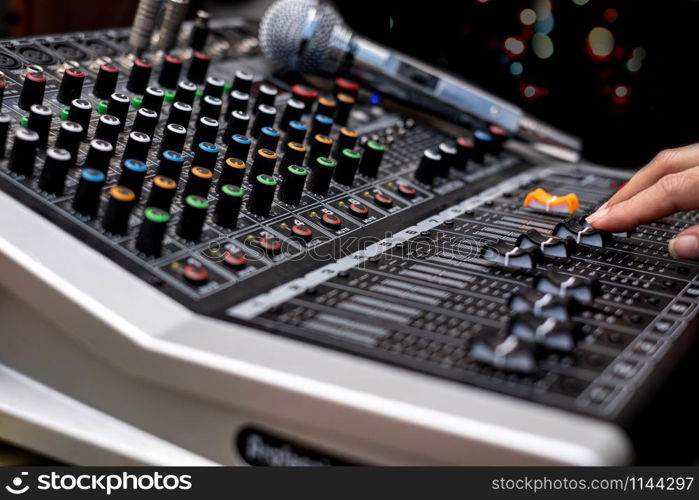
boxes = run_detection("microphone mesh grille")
[259,0,340,72]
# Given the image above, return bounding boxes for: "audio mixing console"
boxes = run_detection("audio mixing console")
[0,7,696,466]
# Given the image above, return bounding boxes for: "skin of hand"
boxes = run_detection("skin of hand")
[586,144,699,260]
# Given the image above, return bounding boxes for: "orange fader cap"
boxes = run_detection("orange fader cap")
[523,188,580,214]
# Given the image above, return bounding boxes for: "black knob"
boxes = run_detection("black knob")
[190,13,210,51]
[455,137,474,170]
[0,113,10,157]
[84,139,114,173]
[225,134,251,162]
[308,157,336,196]
[141,87,164,116]
[358,140,385,178]
[231,70,253,94]
[9,128,39,177]
[336,127,358,154]
[249,148,277,181]
[68,98,92,140]
[225,110,250,138]
[310,134,333,164]
[27,104,53,148]
[437,142,458,178]
[107,92,130,131]
[192,116,219,148]
[72,168,105,217]
[488,125,508,152]
[335,92,355,126]
[147,175,177,212]
[192,141,219,170]
[414,149,442,185]
[334,148,361,186]
[247,174,277,217]
[285,120,307,144]
[257,126,281,152]
[279,98,305,131]
[103,186,136,235]
[214,184,244,229]
[187,51,211,84]
[158,54,183,89]
[54,120,83,159]
[251,104,277,138]
[132,107,159,137]
[160,123,187,154]
[127,58,152,94]
[178,195,209,242]
[174,80,197,106]
[227,90,249,115]
[94,114,121,147]
[38,147,73,195]
[93,62,119,100]
[203,76,225,99]
[334,76,360,98]
[472,130,493,162]
[0,76,5,109]
[315,96,337,119]
[184,166,213,197]
[255,83,278,109]
[57,66,85,105]
[118,158,148,200]
[310,114,333,138]
[157,150,185,182]
[19,66,46,110]
[166,101,193,128]
[218,158,246,190]
[123,131,152,162]
[136,206,171,257]
[291,83,318,108]
[199,95,222,121]
[279,165,308,205]
[280,141,306,174]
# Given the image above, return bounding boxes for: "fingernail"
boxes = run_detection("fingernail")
[669,235,699,259]
[586,206,609,225]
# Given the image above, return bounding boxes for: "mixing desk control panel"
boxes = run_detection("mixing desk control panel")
[0,11,697,461]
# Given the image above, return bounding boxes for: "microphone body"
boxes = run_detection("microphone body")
[259,0,580,152]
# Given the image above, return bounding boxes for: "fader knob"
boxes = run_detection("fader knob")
[157,150,185,182]
[174,80,197,106]
[414,149,442,185]
[68,99,92,140]
[437,142,458,178]
[93,62,119,100]
[136,207,170,257]
[257,126,281,152]
[107,92,130,131]
[279,98,305,130]
[192,142,219,170]
[218,158,247,190]
[308,157,336,196]
[255,83,278,108]
[38,147,73,195]
[247,174,277,217]
[160,123,187,154]
[57,66,85,105]
[225,110,250,138]
[187,51,211,84]
[358,140,385,178]
[335,93,355,126]
[214,184,244,229]
[251,104,277,138]
[279,165,308,206]
[0,113,10,157]
[203,76,225,99]
[158,54,183,89]
[285,120,307,144]
[18,66,46,110]
[310,134,333,163]
[192,116,219,147]
[249,148,277,181]
[141,87,165,116]
[132,107,159,138]
[102,186,136,235]
[147,175,177,212]
[199,95,222,121]
[315,96,337,119]
[227,90,250,115]
[472,130,493,162]
[72,168,105,217]
[123,131,152,162]
[127,58,152,94]
[184,166,213,198]
[455,137,474,170]
[178,195,209,242]
[9,128,39,177]
[55,120,83,159]
[167,101,193,128]
[310,114,333,137]
[280,142,306,173]
[225,134,252,162]
[336,127,358,154]
[27,104,53,148]
[291,84,318,108]
[334,148,361,186]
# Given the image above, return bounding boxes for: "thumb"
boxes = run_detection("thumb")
[669,225,699,260]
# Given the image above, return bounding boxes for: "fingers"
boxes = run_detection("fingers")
[604,144,699,207]
[587,165,699,232]
[669,225,699,260]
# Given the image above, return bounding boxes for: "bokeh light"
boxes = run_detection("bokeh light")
[587,26,615,60]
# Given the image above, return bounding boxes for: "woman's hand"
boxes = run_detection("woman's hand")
[587,144,699,260]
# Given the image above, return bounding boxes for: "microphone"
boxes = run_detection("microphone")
[259,0,580,152]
